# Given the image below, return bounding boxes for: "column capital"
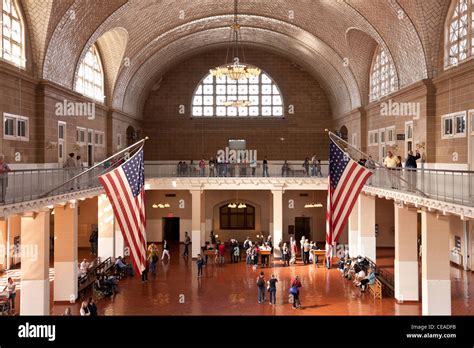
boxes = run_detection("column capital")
[271,187,284,195]
[189,187,203,195]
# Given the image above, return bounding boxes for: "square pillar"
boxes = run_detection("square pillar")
[357,194,376,261]
[394,205,419,301]
[421,211,451,315]
[0,219,7,270]
[190,189,203,258]
[53,202,78,302]
[114,217,125,258]
[272,188,283,258]
[20,210,50,315]
[348,199,359,257]
[98,194,115,259]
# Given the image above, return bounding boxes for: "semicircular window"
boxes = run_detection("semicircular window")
[192,71,284,117]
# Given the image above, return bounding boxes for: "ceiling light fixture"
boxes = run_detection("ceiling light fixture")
[209,0,261,82]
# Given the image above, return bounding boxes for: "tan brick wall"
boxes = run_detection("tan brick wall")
[142,48,332,161]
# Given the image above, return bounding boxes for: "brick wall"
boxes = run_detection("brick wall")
[142,48,333,161]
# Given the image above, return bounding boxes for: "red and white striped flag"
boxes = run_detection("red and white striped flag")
[326,140,372,248]
[99,148,147,275]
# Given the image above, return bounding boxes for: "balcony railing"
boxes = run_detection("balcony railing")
[367,166,474,206]
[144,162,329,178]
[2,159,474,209]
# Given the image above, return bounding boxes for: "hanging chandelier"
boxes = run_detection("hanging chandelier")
[223,100,252,107]
[209,0,261,81]
[228,191,247,209]
[305,191,323,208]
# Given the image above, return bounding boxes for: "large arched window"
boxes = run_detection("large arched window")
[75,44,105,103]
[369,46,398,102]
[1,0,25,67]
[446,0,473,67]
[192,71,283,117]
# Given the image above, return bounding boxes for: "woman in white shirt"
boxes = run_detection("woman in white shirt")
[80,301,90,316]
[2,277,16,314]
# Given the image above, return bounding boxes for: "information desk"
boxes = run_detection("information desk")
[203,249,217,264]
[259,249,272,267]
[310,250,326,267]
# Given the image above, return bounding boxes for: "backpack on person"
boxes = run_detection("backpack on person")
[257,277,264,288]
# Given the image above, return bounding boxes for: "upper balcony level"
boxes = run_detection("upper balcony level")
[1,160,474,218]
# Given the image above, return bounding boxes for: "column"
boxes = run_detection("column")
[348,199,359,257]
[114,217,125,258]
[272,189,283,258]
[0,219,7,270]
[53,203,78,302]
[421,211,451,315]
[98,194,115,259]
[20,210,50,315]
[394,205,419,301]
[357,194,376,262]
[190,189,202,258]
[7,216,21,269]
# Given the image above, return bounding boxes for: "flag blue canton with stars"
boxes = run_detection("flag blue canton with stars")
[329,141,350,189]
[123,149,145,197]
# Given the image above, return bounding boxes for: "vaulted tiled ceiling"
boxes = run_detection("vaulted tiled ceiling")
[20,0,452,118]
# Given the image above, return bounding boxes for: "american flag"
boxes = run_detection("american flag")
[326,140,372,247]
[99,148,147,275]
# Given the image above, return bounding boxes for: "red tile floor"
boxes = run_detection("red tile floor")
[1,245,472,315]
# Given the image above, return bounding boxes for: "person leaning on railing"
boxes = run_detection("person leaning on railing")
[383,151,400,189]
[0,154,11,203]
[405,150,421,191]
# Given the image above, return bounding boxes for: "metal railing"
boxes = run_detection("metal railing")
[144,161,329,178]
[367,167,474,206]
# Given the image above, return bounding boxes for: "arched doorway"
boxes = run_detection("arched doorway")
[339,126,348,141]
[126,126,137,146]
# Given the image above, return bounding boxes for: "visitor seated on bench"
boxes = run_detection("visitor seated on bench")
[115,256,134,276]
[94,276,113,297]
[359,268,376,292]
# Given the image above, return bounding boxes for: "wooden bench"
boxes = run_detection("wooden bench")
[368,278,382,299]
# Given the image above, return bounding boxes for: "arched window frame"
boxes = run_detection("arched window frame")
[191,69,284,118]
[445,0,474,68]
[74,44,105,103]
[369,46,398,102]
[219,203,255,230]
[1,0,26,68]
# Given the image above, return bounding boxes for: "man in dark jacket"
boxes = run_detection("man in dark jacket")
[405,150,421,191]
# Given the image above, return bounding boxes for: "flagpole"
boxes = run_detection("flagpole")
[325,129,428,197]
[41,137,149,198]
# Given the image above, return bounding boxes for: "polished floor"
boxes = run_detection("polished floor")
[1,245,472,315]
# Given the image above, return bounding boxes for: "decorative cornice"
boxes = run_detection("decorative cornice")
[0,187,104,218]
[362,186,474,219]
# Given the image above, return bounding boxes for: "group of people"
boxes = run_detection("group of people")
[79,297,98,316]
[256,272,303,309]
[280,236,322,266]
[338,254,376,293]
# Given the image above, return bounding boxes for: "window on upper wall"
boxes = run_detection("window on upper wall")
[386,126,396,145]
[1,0,25,67]
[369,46,398,102]
[3,113,28,141]
[75,44,105,103]
[219,204,255,230]
[442,112,466,139]
[191,71,283,117]
[446,0,473,68]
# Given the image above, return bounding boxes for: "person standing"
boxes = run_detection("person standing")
[199,158,206,177]
[0,154,11,203]
[80,300,90,316]
[311,153,317,176]
[210,231,216,246]
[250,158,257,177]
[196,254,204,277]
[268,274,278,305]
[405,150,421,191]
[281,160,290,177]
[89,228,98,256]
[218,242,225,265]
[209,157,215,177]
[290,237,297,265]
[262,157,269,177]
[300,236,306,264]
[2,277,16,315]
[63,153,76,190]
[183,232,191,257]
[282,243,290,266]
[316,159,323,177]
[161,240,170,261]
[148,249,158,276]
[383,151,400,189]
[303,157,310,176]
[290,275,302,309]
[303,239,310,265]
[87,297,98,316]
[257,272,266,304]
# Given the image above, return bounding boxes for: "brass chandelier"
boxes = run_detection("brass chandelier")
[209,0,261,82]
